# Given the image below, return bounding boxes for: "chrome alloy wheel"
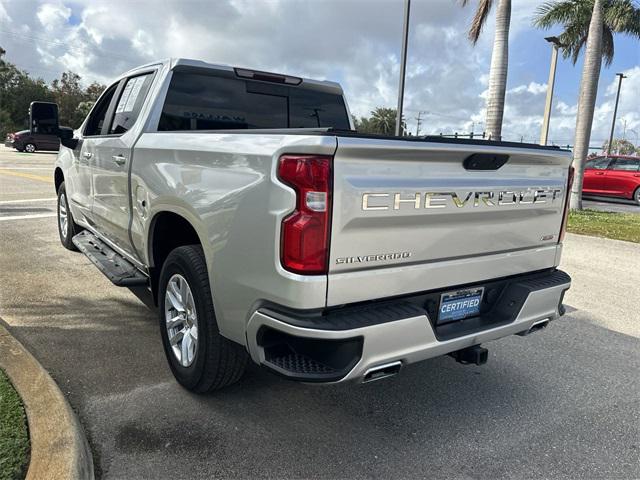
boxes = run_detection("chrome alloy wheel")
[59,193,68,239]
[164,274,199,367]
[24,143,36,153]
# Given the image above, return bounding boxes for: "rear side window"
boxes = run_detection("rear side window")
[610,158,640,171]
[158,71,350,131]
[109,73,154,135]
[585,157,611,170]
[84,84,118,136]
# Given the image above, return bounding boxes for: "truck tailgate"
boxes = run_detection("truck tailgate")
[327,136,572,305]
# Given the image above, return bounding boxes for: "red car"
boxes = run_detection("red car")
[583,155,640,205]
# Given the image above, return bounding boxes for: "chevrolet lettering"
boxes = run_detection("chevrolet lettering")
[47,58,572,392]
[361,188,564,211]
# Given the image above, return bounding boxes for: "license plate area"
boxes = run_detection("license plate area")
[437,287,484,325]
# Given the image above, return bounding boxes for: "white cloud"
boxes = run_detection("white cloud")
[36,2,71,31]
[2,0,638,146]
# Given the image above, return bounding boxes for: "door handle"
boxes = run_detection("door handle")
[112,155,126,166]
[83,151,92,159]
[594,172,605,175]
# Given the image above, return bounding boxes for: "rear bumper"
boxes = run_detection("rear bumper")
[246,269,571,383]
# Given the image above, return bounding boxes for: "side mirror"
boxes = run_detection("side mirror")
[58,127,79,150]
[29,101,59,135]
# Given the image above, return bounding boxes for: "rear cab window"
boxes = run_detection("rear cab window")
[158,70,350,131]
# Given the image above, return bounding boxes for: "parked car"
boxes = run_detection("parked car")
[4,126,72,153]
[583,155,640,205]
[48,58,572,392]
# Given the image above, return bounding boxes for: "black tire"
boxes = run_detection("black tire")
[24,143,36,153]
[633,187,640,206]
[158,245,248,392]
[57,182,80,251]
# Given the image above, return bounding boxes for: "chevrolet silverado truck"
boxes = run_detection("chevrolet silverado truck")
[43,58,573,392]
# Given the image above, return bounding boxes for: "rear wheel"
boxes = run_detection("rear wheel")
[24,143,36,153]
[57,182,80,251]
[634,187,640,206]
[158,245,248,392]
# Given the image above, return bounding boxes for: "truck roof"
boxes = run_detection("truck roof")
[119,58,344,94]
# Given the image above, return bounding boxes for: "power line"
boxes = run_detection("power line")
[0,28,137,64]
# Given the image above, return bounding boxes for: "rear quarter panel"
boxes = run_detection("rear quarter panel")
[130,132,336,344]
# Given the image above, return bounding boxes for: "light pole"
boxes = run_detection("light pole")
[395,0,410,137]
[540,36,563,146]
[607,73,627,155]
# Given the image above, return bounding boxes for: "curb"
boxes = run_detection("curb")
[0,323,94,480]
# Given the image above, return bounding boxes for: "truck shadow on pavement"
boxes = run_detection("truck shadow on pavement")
[5,295,639,479]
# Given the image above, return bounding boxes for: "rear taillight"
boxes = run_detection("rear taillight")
[559,165,575,243]
[277,154,332,274]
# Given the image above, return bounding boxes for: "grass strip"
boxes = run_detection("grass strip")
[568,209,640,243]
[0,369,29,480]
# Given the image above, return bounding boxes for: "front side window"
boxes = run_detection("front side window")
[610,158,640,171]
[84,84,118,136]
[158,71,350,131]
[109,73,154,135]
[585,157,611,170]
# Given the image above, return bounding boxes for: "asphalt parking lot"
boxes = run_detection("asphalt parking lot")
[583,197,640,214]
[0,145,639,479]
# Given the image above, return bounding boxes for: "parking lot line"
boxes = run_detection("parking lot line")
[0,167,53,171]
[0,197,57,204]
[0,169,51,183]
[0,213,57,221]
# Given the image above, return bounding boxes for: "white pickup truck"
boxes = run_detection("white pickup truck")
[41,58,572,392]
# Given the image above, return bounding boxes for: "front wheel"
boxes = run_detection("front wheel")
[24,143,36,153]
[158,245,248,393]
[634,187,640,206]
[57,183,80,251]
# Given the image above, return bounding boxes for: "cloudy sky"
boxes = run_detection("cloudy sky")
[1,0,639,147]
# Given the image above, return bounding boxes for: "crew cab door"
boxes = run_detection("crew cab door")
[91,72,155,259]
[582,156,612,194]
[67,83,119,224]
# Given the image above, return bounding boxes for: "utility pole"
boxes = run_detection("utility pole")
[415,110,426,136]
[540,36,563,146]
[607,73,626,155]
[395,0,410,137]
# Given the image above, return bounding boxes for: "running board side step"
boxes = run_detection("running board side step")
[72,231,148,287]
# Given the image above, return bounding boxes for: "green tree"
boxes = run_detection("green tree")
[0,48,106,136]
[51,71,87,128]
[355,108,408,136]
[534,0,640,209]
[0,47,53,136]
[461,0,512,141]
[603,138,638,155]
[75,101,95,121]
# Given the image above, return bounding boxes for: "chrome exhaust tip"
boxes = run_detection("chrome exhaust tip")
[517,318,551,336]
[363,361,402,383]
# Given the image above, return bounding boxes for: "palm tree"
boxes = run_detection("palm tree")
[370,107,400,136]
[534,0,640,209]
[462,0,512,141]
